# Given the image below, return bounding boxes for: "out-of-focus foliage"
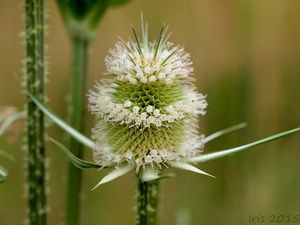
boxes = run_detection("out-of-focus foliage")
[0,166,7,183]
[0,108,23,185]
[56,0,132,39]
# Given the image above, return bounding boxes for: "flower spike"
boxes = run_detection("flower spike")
[88,21,207,181]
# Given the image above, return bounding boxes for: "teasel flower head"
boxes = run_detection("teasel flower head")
[88,22,211,183]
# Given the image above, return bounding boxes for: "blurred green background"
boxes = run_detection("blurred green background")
[0,0,300,225]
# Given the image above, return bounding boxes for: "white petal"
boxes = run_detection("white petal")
[172,162,215,178]
[92,164,134,190]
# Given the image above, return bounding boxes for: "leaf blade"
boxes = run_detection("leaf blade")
[29,94,95,149]
[49,138,101,170]
[204,122,247,144]
[192,127,300,163]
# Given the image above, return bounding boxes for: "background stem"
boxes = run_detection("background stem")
[137,179,160,225]
[65,36,89,225]
[24,0,47,224]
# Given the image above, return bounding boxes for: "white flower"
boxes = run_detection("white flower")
[146,105,154,113]
[105,28,194,85]
[153,109,160,117]
[124,100,132,108]
[148,76,157,82]
[133,106,140,114]
[88,22,209,182]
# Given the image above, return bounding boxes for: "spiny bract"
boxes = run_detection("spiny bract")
[88,22,209,182]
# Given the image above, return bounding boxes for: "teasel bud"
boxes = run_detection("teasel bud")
[88,22,212,186]
[56,0,132,40]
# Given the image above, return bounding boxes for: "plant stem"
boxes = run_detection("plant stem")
[65,36,89,225]
[24,0,47,224]
[136,179,160,225]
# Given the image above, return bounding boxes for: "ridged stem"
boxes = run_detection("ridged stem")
[24,0,47,224]
[136,179,160,225]
[65,36,89,225]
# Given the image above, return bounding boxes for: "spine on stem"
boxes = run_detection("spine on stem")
[137,180,160,225]
[24,0,47,224]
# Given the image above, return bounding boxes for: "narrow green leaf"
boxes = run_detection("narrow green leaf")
[0,166,7,183]
[29,94,95,149]
[204,122,247,144]
[49,138,101,170]
[192,127,300,163]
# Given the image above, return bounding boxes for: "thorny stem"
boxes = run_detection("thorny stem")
[65,36,89,225]
[137,179,160,225]
[24,0,47,224]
